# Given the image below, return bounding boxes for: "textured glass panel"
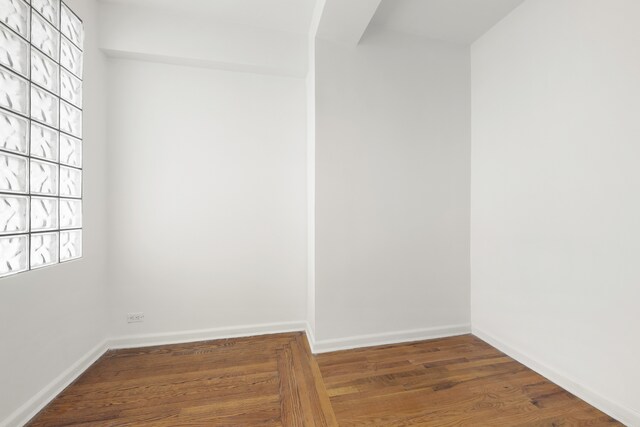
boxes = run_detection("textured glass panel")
[31,85,59,128]
[59,198,80,229]
[59,165,80,197]
[60,101,81,138]
[31,0,59,28]
[0,195,28,234]
[30,122,59,161]
[61,4,82,48]
[30,231,58,268]
[0,234,28,277]
[0,67,29,115]
[30,196,57,231]
[31,12,58,61]
[0,0,29,39]
[60,36,81,77]
[60,68,81,107]
[0,24,29,76]
[30,159,58,195]
[31,49,59,94]
[59,133,81,167]
[60,229,80,261]
[0,1,83,277]
[0,109,28,154]
[0,152,27,193]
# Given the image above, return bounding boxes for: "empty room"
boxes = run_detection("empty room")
[0,0,638,425]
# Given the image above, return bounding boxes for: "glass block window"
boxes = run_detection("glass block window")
[0,0,83,278]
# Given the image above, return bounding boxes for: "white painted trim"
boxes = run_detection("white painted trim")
[1,339,109,427]
[311,323,472,354]
[305,321,318,354]
[108,321,308,350]
[473,327,640,427]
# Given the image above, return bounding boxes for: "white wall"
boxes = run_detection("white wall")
[314,27,471,347]
[98,2,307,77]
[107,59,308,340]
[0,0,109,424]
[471,0,640,423]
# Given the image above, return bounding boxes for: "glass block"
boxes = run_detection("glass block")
[0,24,29,76]
[30,196,57,231]
[59,198,81,229]
[60,229,81,261]
[0,67,29,115]
[31,0,59,28]
[0,195,28,234]
[61,4,83,48]
[0,109,29,155]
[31,85,59,128]
[60,68,81,108]
[31,49,59,95]
[31,12,58,61]
[60,101,81,138]
[30,122,59,161]
[30,231,58,268]
[59,165,80,197]
[30,159,58,195]
[0,0,30,39]
[0,234,28,277]
[60,36,82,78]
[59,133,81,167]
[0,151,28,193]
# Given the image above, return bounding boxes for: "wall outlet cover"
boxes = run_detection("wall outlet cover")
[127,312,145,323]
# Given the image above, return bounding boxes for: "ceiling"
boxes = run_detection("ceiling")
[99,0,316,34]
[98,0,525,45]
[371,0,526,45]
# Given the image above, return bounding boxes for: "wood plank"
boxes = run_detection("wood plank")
[296,334,339,427]
[277,344,304,426]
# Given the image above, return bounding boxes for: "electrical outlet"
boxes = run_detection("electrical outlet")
[127,312,145,323]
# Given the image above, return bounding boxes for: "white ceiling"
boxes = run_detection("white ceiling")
[371,0,526,45]
[317,0,383,46]
[99,0,316,34]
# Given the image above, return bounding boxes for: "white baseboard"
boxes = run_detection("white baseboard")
[473,327,640,427]
[310,323,472,354]
[1,339,109,427]
[304,321,317,354]
[108,321,309,349]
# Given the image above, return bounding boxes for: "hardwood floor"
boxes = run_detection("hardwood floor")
[28,333,336,426]
[316,335,620,426]
[28,333,619,426]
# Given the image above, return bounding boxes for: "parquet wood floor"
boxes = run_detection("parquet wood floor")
[27,333,620,426]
